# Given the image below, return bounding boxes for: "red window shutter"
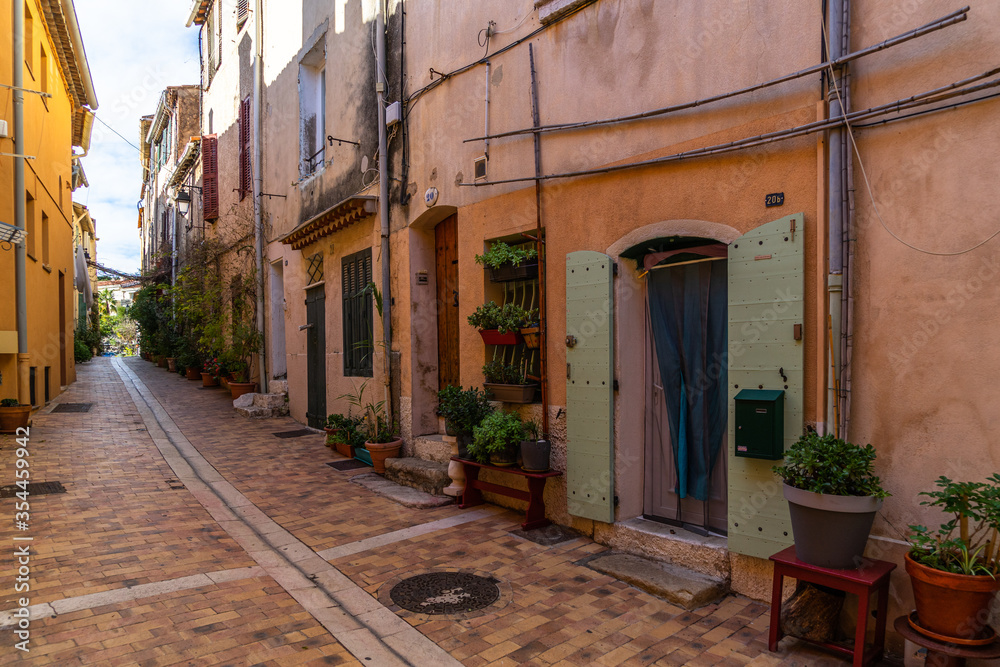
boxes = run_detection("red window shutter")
[202,134,219,221]
[239,97,252,201]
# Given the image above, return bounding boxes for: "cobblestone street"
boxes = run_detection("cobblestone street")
[0,358,866,666]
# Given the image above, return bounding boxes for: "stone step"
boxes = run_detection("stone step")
[384,457,451,496]
[585,552,728,610]
[411,434,454,463]
[595,517,730,580]
[351,472,453,509]
[235,405,289,419]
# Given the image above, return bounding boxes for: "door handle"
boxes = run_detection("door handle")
[299,324,313,331]
[453,289,459,307]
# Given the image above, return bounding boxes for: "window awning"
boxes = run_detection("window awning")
[280,196,377,250]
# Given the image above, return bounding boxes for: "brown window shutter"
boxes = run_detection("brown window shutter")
[239,97,252,201]
[237,0,249,27]
[202,134,219,221]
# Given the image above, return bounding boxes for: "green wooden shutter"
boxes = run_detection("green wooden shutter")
[727,213,804,559]
[566,251,615,523]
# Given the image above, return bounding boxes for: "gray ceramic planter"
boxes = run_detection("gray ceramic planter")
[783,483,883,569]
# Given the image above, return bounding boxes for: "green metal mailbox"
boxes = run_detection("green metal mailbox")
[734,389,785,460]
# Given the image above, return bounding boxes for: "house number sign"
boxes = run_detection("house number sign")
[765,192,785,207]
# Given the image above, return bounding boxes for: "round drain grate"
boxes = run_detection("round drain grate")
[389,572,500,614]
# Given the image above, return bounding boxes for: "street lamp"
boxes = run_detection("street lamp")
[175,189,192,216]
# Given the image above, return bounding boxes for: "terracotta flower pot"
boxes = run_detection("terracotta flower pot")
[324,427,340,448]
[156,356,167,368]
[228,381,257,400]
[201,372,219,387]
[366,438,403,474]
[905,552,1000,641]
[0,405,31,433]
[483,383,537,404]
[166,358,178,372]
[186,367,201,380]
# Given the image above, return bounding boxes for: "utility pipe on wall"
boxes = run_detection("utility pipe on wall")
[13,0,29,404]
[376,0,392,416]
[253,0,267,393]
[529,44,549,439]
[826,0,848,437]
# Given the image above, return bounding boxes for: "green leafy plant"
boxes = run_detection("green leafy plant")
[474,242,538,269]
[468,410,526,464]
[74,337,92,363]
[1,398,21,408]
[771,433,889,498]
[467,301,537,334]
[339,381,399,444]
[436,385,494,436]
[482,359,526,385]
[523,419,540,441]
[908,475,1000,576]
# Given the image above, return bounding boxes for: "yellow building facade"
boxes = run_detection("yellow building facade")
[0,0,97,405]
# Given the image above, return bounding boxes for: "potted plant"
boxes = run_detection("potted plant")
[475,241,539,283]
[467,302,535,346]
[482,359,536,404]
[201,357,221,387]
[179,345,201,380]
[520,312,541,350]
[0,398,30,433]
[325,413,365,458]
[771,433,889,569]
[437,385,494,458]
[906,474,1000,642]
[520,420,551,472]
[469,410,525,467]
[340,381,401,473]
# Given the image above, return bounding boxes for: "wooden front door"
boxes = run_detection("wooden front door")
[305,285,326,429]
[435,215,460,390]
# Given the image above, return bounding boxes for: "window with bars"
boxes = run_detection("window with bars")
[342,249,373,377]
[306,253,324,285]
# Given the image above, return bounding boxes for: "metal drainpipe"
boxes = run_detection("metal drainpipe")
[376,0,392,416]
[171,206,178,288]
[253,0,267,394]
[826,0,847,437]
[529,44,549,439]
[13,0,29,404]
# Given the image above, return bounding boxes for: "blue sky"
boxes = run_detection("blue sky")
[75,0,200,275]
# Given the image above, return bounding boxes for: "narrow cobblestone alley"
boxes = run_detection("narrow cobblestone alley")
[1,358,863,666]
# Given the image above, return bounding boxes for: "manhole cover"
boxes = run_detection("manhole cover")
[52,403,92,413]
[0,481,67,498]
[390,572,500,614]
[272,429,314,439]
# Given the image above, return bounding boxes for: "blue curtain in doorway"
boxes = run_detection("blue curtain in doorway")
[647,260,727,501]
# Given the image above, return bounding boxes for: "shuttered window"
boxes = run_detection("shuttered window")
[237,0,249,28]
[342,249,374,377]
[238,96,252,201]
[201,134,219,221]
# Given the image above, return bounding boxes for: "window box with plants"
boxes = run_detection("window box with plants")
[772,433,889,569]
[905,474,1000,644]
[468,410,526,467]
[482,359,537,404]
[467,302,536,346]
[476,241,538,283]
[0,398,30,433]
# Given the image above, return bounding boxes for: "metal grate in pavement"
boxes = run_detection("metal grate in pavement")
[326,460,370,471]
[390,572,500,614]
[51,403,93,413]
[0,481,67,498]
[272,429,314,439]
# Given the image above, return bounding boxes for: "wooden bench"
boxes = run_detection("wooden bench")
[451,457,561,530]
[768,545,896,667]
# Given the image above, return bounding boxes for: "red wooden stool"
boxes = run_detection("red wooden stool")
[768,545,896,667]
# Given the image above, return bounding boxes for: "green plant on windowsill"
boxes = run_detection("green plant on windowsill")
[482,359,526,385]
[474,241,537,269]
[1,398,21,408]
[908,475,1000,576]
[771,433,890,498]
[467,410,526,465]
[436,385,494,436]
[467,302,536,335]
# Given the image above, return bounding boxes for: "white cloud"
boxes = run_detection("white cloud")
[75,0,200,275]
